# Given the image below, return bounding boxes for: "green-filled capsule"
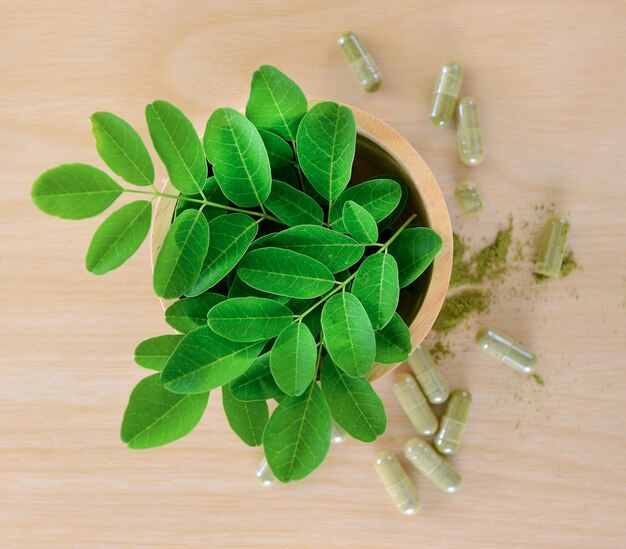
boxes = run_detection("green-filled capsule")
[534,216,570,278]
[331,422,346,443]
[406,345,450,404]
[476,327,537,374]
[404,437,462,493]
[434,389,472,455]
[456,98,484,166]
[455,181,484,215]
[338,32,382,92]
[256,458,275,487]
[392,373,438,436]
[430,62,464,127]
[374,451,421,515]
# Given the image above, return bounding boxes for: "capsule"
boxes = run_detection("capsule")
[337,32,382,92]
[430,62,464,127]
[374,451,421,515]
[331,422,346,443]
[476,327,537,374]
[534,216,570,278]
[456,98,484,166]
[406,345,450,404]
[392,373,438,436]
[434,389,472,455]
[256,458,275,487]
[455,181,484,215]
[404,438,462,493]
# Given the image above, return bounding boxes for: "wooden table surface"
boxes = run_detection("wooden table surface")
[2,1,625,547]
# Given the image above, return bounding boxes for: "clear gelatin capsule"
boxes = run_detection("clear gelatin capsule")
[430,62,464,127]
[337,32,382,92]
[406,345,450,404]
[392,373,439,436]
[476,327,537,374]
[534,216,570,278]
[456,98,484,166]
[374,451,421,515]
[331,422,346,443]
[256,458,275,487]
[455,181,484,215]
[404,437,462,493]
[434,389,472,455]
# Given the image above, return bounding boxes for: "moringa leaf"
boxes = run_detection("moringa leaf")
[329,178,402,232]
[134,334,184,371]
[31,163,122,220]
[270,322,317,396]
[160,326,264,394]
[230,353,286,401]
[378,178,408,231]
[86,200,152,275]
[342,200,378,243]
[286,298,322,337]
[153,209,209,299]
[320,356,386,442]
[222,384,268,447]
[263,383,332,482]
[203,107,271,207]
[374,312,412,364]
[351,254,399,329]
[296,102,356,201]
[175,177,228,223]
[265,225,364,273]
[207,297,293,342]
[264,180,324,227]
[245,65,308,141]
[121,374,208,449]
[145,100,206,195]
[187,214,258,296]
[165,292,226,333]
[321,292,375,377]
[91,112,154,186]
[228,274,289,303]
[238,247,335,298]
[258,129,294,169]
[388,227,443,287]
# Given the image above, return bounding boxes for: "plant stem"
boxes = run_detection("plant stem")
[294,214,417,321]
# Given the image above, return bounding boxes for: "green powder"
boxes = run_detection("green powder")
[429,340,454,361]
[533,249,578,283]
[433,289,492,332]
[531,373,545,386]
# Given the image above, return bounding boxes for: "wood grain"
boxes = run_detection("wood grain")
[1,1,625,547]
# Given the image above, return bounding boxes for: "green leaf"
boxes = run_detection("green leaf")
[228,274,290,303]
[329,178,402,232]
[378,178,409,231]
[321,292,375,377]
[388,227,443,287]
[320,357,386,442]
[229,353,286,401]
[296,102,356,201]
[270,322,317,396]
[203,107,271,207]
[351,254,399,329]
[121,374,208,449]
[134,334,184,371]
[238,247,335,298]
[342,200,378,243]
[222,384,268,447]
[374,313,412,364]
[91,112,154,186]
[153,209,209,299]
[165,293,226,333]
[264,180,324,227]
[85,200,152,274]
[245,65,308,141]
[207,297,293,342]
[175,177,228,223]
[31,163,123,220]
[145,100,206,195]
[263,383,332,482]
[258,129,294,169]
[187,214,258,296]
[160,326,264,394]
[286,298,322,337]
[265,225,364,273]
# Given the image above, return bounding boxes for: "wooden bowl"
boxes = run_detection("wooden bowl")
[150,103,452,382]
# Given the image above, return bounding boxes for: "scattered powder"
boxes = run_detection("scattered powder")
[531,373,545,387]
[433,289,492,333]
[532,249,579,283]
[429,340,454,361]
